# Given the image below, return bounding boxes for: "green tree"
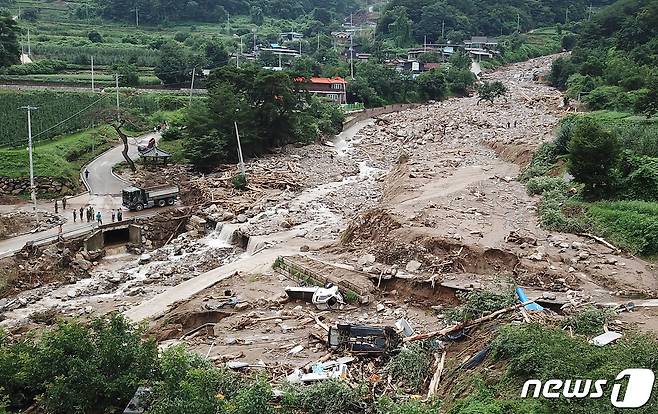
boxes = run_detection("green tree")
[290,56,321,78]
[0,13,19,68]
[389,8,412,47]
[250,6,263,25]
[416,69,447,100]
[568,119,620,198]
[548,57,577,89]
[155,42,195,85]
[88,30,103,43]
[634,76,658,118]
[182,123,229,172]
[477,81,508,105]
[204,40,229,68]
[561,34,576,51]
[448,50,471,71]
[113,63,139,86]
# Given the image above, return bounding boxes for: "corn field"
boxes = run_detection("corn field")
[0,90,181,147]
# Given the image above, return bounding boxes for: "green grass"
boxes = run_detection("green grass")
[587,200,658,256]
[0,126,118,188]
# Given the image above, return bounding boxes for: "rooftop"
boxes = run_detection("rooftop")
[294,77,348,85]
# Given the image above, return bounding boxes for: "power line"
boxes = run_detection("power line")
[32,96,106,139]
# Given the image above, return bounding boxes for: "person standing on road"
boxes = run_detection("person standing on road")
[54,200,58,214]
[73,210,77,223]
[79,207,84,222]
[117,209,123,222]
[96,211,102,225]
[85,169,90,180]
[62,197,67,210]
[111,210,116,222]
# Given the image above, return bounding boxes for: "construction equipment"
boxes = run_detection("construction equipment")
[122,185,179,211]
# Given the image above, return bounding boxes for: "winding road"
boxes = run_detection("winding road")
[0,132,160,258]
[82,132,158,196]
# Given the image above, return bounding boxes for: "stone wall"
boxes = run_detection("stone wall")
[343,103,420,129]
[0,177,73,196]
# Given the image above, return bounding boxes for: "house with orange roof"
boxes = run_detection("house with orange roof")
[294,77,348,104]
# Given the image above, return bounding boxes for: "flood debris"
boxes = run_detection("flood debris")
[590,331,623,346]
[284,285,344,311]
[328,324,401,354]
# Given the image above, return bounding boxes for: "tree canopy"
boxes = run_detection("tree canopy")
[377,0,614,44]
[549,0,658,114]
[94,0,358,23]
[0,13,20,68]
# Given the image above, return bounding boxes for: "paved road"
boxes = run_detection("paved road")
[0,132,161,258]
[83,132,159,196]
[0,221,96,259]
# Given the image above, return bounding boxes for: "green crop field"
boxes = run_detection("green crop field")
[0,125,118,186]
[0,89,194,146]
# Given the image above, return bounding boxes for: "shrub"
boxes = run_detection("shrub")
[617,152,658,201]
[387,341,437,393]
[526,176,568,195]
[537,189,587,233]
[519,142,557,182]
[447,290,516,322]
[281,380,365,414]
[377,396,441,414]
[148,346,241,414]
[584,85,625,111]
[161,127,183,142]
[0,314,158,413]
[229,378,274,414]
[563,306,614,335]
[231,173,248,190]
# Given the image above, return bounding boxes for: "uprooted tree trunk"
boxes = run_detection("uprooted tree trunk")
[111,120,136,172]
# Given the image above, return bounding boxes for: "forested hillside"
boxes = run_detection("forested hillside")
[95,0,359,23]
[549,0,658,115]
[377,0,613,43]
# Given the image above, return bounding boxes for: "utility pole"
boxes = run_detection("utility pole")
[565,7,569,24]
[349,33,354,79]
[236,37,242,68]
[91,56,95,92]
[441,20,445,41]
[27,28,31,56]
[227,12,230,34]
[189,67,196,107]
[252,27,257,52]
[317,32,320,52]
[115,74,120,122]
[278,53,282,69]
[234,122,246,176]
[424,34,427,52]
[20,106,39,224]
[133,8,139,27]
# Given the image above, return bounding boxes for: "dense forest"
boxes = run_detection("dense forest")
[377,0,613,44]
[548,0,658,115]
[94,0,358,24]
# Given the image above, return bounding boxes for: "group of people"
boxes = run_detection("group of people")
[59,200,123,226]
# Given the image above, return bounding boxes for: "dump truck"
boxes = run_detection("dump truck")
[122,185,179,211]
